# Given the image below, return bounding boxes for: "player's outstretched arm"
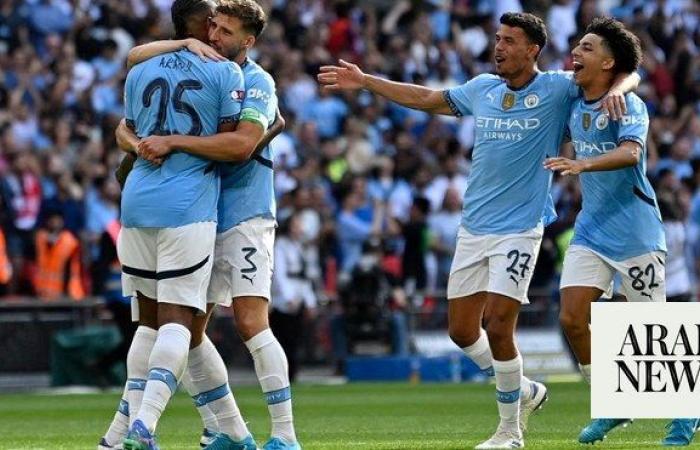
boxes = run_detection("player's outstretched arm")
[138,120,265,163]
[599,72,641,120]
[543,141,641,175]
[318,59,453,115]
[127,38,225,68]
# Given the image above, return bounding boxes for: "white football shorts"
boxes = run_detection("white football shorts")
[447,224,543,304]
[117,221,216,320]
[560,244,666,302]
[207,217,275,306]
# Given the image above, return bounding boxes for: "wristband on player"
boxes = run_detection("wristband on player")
[239,107,269,132]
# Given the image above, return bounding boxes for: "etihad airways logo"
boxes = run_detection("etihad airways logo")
[475,117,541,130]
[476,116,541,142]
[573,140,617,156]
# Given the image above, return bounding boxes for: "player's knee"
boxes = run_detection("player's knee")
[484,319,512,345]
[559,310,586,336]
[235,312,267,341]
[448,326,480,348]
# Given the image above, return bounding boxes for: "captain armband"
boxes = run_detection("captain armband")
[239,107,269,132]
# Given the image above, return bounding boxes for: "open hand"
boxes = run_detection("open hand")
[186,38,226,62]
[317,59,366,91]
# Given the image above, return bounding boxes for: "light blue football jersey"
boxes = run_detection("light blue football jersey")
[217,58,278,233]
[569,93,666,260]
[121,50,244,228]
[444,71,579,234]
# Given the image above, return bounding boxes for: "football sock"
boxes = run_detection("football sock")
[245,328,296,443]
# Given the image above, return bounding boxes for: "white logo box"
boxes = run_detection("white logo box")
[591,302,700,418]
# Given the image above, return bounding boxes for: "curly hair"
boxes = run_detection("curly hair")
[216,0,267,38]
[585,17,642,74]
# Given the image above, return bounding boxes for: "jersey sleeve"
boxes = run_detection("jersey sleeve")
[443,75,489,117]
[550,70,580,100]
[240,72,275,132]
[123,69,137,130]
[218,62,245,125]
[617,95,649,148]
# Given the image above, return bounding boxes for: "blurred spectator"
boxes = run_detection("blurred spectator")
[331,239,410,373]
[428,187,461,290]
[0,224,11,293]
[90,219,135,376]
[659,193,693,302]
[33,209,85,301]
[271,213,317,382]
[400,196,430,293]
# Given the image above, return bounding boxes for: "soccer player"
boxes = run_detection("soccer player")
[110,3,264,450]
[544,18,698,447]
[318,12,639,449]
[113,2,300,450]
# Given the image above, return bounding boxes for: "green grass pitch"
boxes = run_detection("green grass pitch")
[0,382,696,449]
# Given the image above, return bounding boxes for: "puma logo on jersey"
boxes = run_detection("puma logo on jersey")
[509,275,520,287]
[242,273,256,285]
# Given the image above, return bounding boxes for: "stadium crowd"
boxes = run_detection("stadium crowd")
[1,0,700,355]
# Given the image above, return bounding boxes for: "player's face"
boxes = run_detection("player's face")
[494,25,538,78]
[571,33,615,87]
[208,13,250,60]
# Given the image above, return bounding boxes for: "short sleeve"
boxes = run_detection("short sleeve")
[124,69,136,128]
[218,62,245,124]
[240,72,276,131]
[550,70,580,100]
[443,77,481,117]
[242,73,275,118]
[617,95,649,148]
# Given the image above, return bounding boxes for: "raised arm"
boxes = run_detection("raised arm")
[127,38,225,68]
[318,59,453,115]
[543,141,641,175]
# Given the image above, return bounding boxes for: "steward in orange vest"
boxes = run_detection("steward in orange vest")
[33,212,85,301]
[0,228,11,285]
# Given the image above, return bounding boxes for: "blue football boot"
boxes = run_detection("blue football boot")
[200,428,217,447]
[263,437,302,450]
[122,420,159,450]
[662,419,700,446]
[203,432,258,450]
[578,418,632,444]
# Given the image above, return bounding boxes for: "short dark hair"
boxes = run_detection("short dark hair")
[585,17,642,74]
[217,0,267,38]
[499,12,547,56]
[171,0,213,39]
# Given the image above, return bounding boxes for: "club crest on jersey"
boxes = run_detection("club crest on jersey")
[231,90,245,101]
[524,94,539,108]
[502,93,515,110]
[596,114,609,130]
[582,113,592,130]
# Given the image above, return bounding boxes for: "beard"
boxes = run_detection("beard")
[222,44,243,61]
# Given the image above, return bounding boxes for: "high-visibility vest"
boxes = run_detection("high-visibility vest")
[34,230,85,301]
[0,229,11,284]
